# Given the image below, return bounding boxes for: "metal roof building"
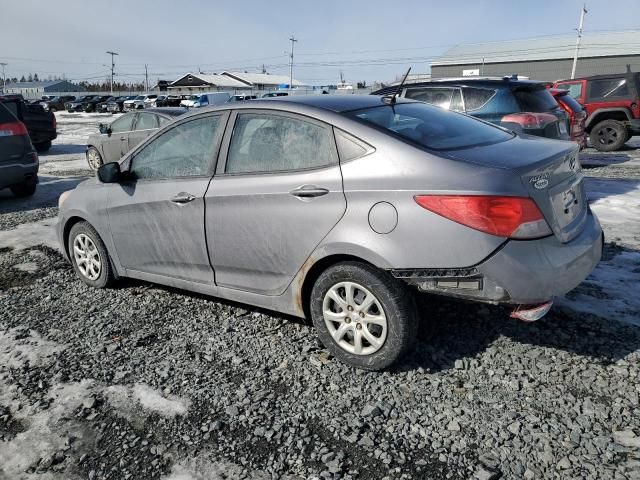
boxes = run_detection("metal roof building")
[431,30,640,81]
[169,71,304,92]
[2,80,82,97]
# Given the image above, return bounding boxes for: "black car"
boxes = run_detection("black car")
[44,95,76,112]
[372,76,570,141]
[84,96,112,113]
[0,101,38,197]
[94,96,117,113]
[66,95,97,112]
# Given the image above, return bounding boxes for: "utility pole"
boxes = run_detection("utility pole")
[145,64,149,92]
[289,36,297,90]
[0,63,7,93]
[570,4,587,79]
[106,51,118,93]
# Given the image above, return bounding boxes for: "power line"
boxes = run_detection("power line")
[106,51,118,93]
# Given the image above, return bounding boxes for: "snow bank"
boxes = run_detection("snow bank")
[105,383,190,418]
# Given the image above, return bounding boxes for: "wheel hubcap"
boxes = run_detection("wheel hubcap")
[73,233,101,280]
[322,281,387,356]
[87,149,102,169]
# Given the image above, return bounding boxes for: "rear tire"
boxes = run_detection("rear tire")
[34,140,52,152]
[10,176,37,197]
[68,221,115,289]
[591,120,627,152]
[86,146,103,170]
[310,262,417,371]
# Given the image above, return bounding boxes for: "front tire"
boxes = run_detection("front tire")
[68,221,115,288]
[591,120,627,151]
[310,262,417,370]
[86,146,103,170]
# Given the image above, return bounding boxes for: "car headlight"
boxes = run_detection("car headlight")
[58,190,72,207]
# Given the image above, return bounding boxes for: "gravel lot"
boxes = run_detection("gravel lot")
[0,113,639,480]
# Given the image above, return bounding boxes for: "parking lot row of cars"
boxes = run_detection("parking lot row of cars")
[30,91,291,114]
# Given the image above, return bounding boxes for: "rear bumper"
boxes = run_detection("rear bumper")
[0,157,39,190]
[393,210,603,305]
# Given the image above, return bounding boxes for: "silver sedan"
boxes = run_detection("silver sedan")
[59,95,602,370]
[85,108,187,169]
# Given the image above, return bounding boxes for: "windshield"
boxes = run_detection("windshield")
[513,87,559,112]
[135,96,145,100]
[346,102,512,150]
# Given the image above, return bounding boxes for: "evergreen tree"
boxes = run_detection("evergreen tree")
[33,73,39,82]
[27,73,33,82]
[20,75,26,82]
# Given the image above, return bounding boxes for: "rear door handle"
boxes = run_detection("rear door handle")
[290,185,329,198]
[170,192,196,204]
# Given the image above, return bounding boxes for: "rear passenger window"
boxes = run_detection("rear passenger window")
[462,88,496,111]
[557,82,583,100]
[135,113,158,131]
[158,116,172,127]
[404,87,462,111]
[588,78,629,99]
[225,113,336,174]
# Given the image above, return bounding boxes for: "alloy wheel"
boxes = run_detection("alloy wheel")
[322,281,387,355]
[596,126,619,146]
[73,233,102,280]
[87,149,102,170]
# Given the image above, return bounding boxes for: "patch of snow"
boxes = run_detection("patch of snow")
[0,217,59,251]
[12,261,40,273]
[105,383,190,418]
[133,383,190,417]
[0,328,65,370]
[163,454,269,480]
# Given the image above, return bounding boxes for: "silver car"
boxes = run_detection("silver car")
[86,108,187,169]
[58,96,602,370]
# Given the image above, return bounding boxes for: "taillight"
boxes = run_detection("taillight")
[414,195,552,239]
[0,121,28,137]
[501,112,558,129]
[52,114,57,130]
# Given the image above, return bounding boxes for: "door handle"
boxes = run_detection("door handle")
[120,136,126,141]
[170,192,196,204]
[290,185,329,198]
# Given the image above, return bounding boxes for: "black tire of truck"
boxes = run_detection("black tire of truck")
[34,140,52,152]
[591,120,627,152]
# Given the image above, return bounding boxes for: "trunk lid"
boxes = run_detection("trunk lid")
[446,135,585,243]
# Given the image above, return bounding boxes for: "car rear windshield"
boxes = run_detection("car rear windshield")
[0,102,17,123]
[345,102,512,150]
[512,87,559,112]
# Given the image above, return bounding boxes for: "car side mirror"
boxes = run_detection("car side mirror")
[97,162,121,183]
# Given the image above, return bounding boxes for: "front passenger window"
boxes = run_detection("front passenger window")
[135,113,158,131]
[131,115,223,180]
[110,115,135,134]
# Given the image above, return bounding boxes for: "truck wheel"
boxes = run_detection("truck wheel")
[591,120,627,152]
[310,261,418,371]
[34,140,52,152]
[10,176,37,197]
[68,221,115,288]
[86,147,104,170]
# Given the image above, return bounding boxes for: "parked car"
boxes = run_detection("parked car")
[106,96,135,113]
[85,108,187,169]
[58,95,602,370]
[184,92,231,108]
[156,95,181,107]
[180,94,200,108]
[553,73,640,151]
[1,94,57,152]
[65,95,97,112]
[372,76,571,142]
[262,91,289,98]
[123,96,141,111]
[146,95,166,108]
[0,101,38,197]
[43,95,76,112]
[95,96,117,113]
[84,96,112,113]
[142,95,159,109]
[228,94,257,102]
[549,88,587,148]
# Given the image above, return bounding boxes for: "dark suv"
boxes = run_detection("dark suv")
[372,76,570,142]
[553,73,640,151]
[0,102,38,197]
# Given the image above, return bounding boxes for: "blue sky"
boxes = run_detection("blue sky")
[2,0,640,86]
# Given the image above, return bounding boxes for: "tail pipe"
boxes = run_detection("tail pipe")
[510,301,553,322]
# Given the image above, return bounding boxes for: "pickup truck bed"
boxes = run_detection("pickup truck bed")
[0,95,57,152]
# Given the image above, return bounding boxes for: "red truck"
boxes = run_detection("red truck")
[553,73,640,151]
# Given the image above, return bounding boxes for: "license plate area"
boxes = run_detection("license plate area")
[549,176,585,229]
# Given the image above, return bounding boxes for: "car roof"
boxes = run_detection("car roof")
[555,72,640,82]
[257,94,416,112]
[372,77,547,95]
[142,107,188,117]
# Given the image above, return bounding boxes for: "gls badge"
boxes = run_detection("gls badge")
[530,172,550,190]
